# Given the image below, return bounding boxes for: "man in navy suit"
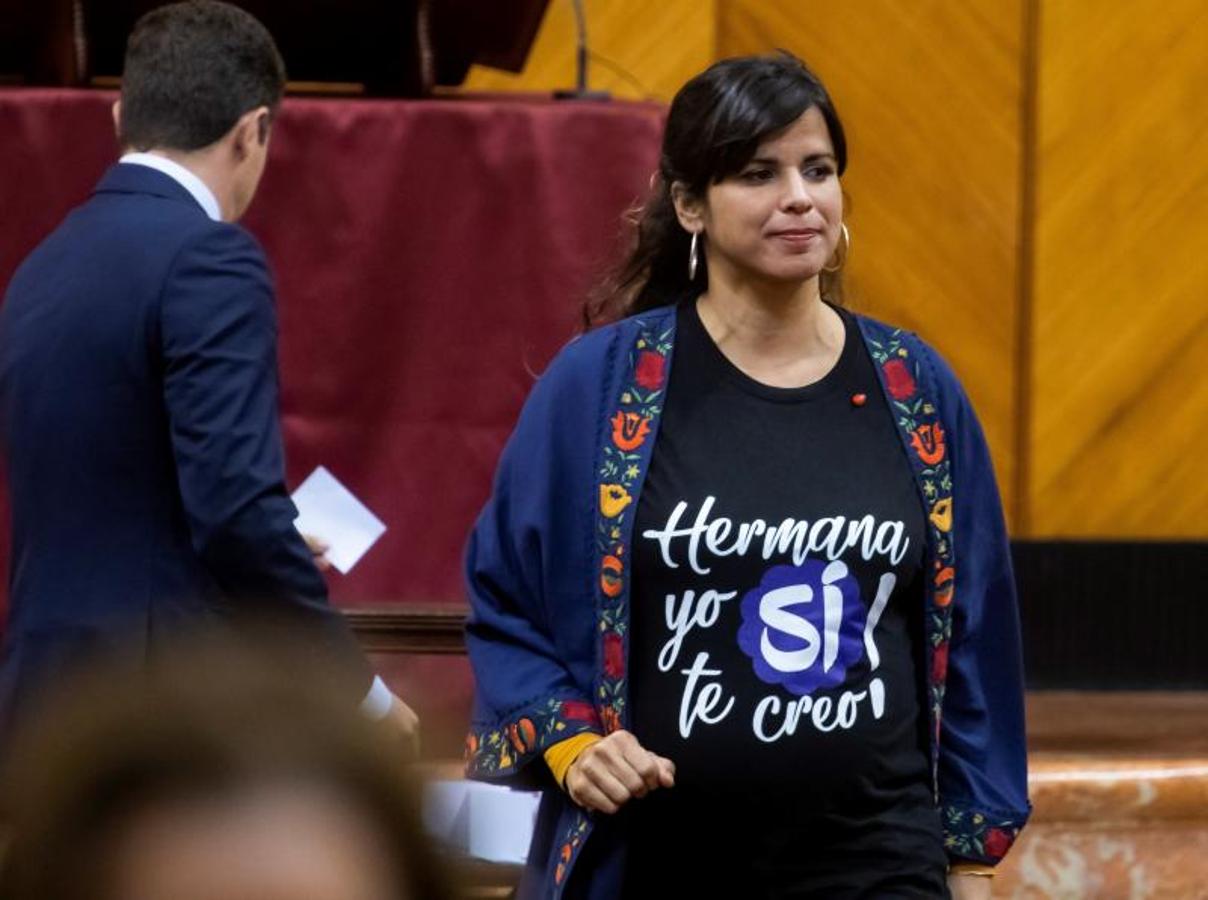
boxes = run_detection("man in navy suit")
[0,1,417,738]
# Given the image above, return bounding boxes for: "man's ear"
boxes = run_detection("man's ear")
[670,180,706,235]
[111,100,122,141]
[231,106,270,160]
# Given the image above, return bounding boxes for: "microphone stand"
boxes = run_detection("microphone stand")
[554,0,610,101]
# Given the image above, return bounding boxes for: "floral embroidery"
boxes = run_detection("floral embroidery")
[599,484,632,518]
[507,718,538,753]
[929,497,953,532]
[942,805,1024,863]
[934,566,955,607]
[634,350,666,390]
[867,326,954,798]
[464,696,601,779]
[909,422,946,465]
[610,410,652,450]
[600,554,624,597]
[602,632,624,678]
[931,640,949,683]
[882,357,917,400]
[592,322,672,741]
[550,319,673,896]
[553,813,591,885]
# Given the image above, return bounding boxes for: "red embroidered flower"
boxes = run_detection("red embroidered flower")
[883,358,916,400]
[910,422,946,465]
[601,706,622,734]
[634,350,666,390]
[603,633,624,679]
[611,411,652,451]
[984,827,1013,859]
[931,641,949,684]
[560,700,596,722]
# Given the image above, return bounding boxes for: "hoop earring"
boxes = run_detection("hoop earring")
[823,223,850,273]
[688,231,701,281]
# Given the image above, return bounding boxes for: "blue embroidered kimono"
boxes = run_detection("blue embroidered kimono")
[464,305,1030,899]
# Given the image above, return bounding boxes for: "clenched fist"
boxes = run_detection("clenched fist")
[565,730,675,814]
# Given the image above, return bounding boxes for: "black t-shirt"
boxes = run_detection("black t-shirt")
[621,301,948,898]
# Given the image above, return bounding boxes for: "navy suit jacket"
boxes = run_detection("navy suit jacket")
[0,163,370,725]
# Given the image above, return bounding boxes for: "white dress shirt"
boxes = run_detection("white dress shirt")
[119,152,223,221]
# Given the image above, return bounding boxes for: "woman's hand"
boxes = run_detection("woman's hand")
[565,730,675,814]
[947,872,992,900]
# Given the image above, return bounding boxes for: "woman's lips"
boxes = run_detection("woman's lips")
[769,228,822,246]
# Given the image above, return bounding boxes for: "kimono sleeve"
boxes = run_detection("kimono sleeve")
[463,342,606,789]
[927,349,1032,865]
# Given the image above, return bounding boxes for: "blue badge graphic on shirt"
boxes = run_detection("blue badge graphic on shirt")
[737,560,866,696]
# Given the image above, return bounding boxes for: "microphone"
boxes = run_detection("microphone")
[555,0,610,101]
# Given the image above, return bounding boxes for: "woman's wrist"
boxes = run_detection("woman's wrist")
[543,732,603,788]
[949,861,996,877]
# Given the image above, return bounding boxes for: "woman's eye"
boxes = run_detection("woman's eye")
[741,169,774,182]
[804,165,835,180]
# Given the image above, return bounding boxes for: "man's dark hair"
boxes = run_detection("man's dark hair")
[119,0,286,152]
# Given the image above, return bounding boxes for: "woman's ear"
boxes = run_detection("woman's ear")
[670,180,706,235]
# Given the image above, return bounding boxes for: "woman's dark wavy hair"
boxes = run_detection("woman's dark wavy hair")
[585,52,847,327]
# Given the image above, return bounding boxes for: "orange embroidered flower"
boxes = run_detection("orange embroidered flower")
[600,484,632,518]
[600,554,624,597]
[508,717,537,753]
[611,411,652,450]
[934,566,955,606]
[465,733,479,757]
[929,497,953,532]
[910,422,946,465]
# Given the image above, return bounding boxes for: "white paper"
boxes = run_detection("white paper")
[422,779,540,865]
[291,466,386,574]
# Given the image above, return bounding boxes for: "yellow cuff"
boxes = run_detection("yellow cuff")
[949,862,996,877]
[544,732,602,788]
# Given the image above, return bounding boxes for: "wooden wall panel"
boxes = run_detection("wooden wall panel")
[1029,1,1208,537]
[461,0,715,103]
[719,1,1026,529]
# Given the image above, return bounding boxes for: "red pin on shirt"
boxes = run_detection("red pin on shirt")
[851,393,867,407]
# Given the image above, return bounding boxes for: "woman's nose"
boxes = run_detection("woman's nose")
[780,170,814,213]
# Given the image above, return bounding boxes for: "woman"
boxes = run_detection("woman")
[465,53,1029,899]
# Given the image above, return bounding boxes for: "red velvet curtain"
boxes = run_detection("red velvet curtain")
[0,90,664,751]
[0,89,665,610]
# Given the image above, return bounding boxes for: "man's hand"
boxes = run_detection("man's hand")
[565,729,674,814]
[947,873,992,900]
[386,693,421,752]
[301,533,332,572]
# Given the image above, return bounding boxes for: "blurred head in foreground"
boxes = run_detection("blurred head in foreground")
[0,634,450,900]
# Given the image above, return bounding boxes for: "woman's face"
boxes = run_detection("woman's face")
[692,106,843,286]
